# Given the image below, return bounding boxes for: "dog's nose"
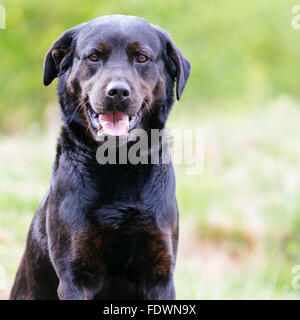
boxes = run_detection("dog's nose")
[106,81,131,101]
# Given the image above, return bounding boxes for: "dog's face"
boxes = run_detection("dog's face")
[44,15,190,141]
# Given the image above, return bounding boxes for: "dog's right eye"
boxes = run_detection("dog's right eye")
[88,53,100,62]
[136,54,148,63]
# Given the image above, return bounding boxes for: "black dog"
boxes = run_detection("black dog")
[10,15,190,300]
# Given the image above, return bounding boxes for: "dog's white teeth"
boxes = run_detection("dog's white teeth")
[130,114,137,122]
[89,108,98,118]
[129,113,139,130]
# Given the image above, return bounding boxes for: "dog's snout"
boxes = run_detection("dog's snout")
[106,81,131,101]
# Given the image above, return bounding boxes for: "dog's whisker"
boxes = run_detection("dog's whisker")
[68,102,83,124]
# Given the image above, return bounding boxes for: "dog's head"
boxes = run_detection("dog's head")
[44,15,190,141]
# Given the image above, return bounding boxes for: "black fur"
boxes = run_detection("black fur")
[10,15,190,300]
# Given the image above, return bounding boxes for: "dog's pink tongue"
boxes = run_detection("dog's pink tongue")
[99,111,129,136]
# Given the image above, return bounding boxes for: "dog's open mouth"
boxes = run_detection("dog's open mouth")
[87,106,142,137]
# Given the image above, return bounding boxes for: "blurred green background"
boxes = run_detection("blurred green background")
[1,0,300,299]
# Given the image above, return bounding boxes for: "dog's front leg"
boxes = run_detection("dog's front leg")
[57,279,96,300]
[57,280,85,300]
[49,241,103,300]
[139,278,176,300]
[50,250,103,300]
[47,212,103,300]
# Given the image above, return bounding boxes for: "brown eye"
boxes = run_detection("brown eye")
[88,53,100,62]
[136,54,148,63]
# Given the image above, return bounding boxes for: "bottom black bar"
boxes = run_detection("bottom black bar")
[0,300,298,319]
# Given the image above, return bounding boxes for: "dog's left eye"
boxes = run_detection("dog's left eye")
[88,53,100,62]
[136,54,148,63]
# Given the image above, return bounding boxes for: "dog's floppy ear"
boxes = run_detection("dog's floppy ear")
[154,26,191,100]
[43,27,79,86]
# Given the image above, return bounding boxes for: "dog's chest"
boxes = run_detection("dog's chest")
[71,223,172,282]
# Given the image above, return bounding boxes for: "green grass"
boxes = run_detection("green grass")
[1,98,300,299]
